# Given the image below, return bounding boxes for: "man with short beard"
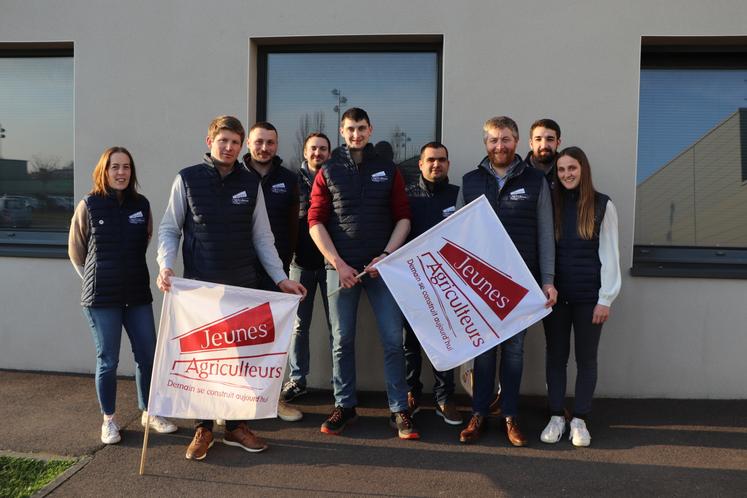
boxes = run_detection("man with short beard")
[459,116,556,447]
[245,122,299,290]
[281,132,333,403]
[525,118,562,188]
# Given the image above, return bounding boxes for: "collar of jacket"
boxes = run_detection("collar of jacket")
[203,153,242,176]
[243,154,284,183]
[525,151,556,179]
[331,143,378,169]
[419,174,450,194]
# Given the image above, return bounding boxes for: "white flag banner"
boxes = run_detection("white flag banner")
[147,277,301,420]
[375,195,551,371]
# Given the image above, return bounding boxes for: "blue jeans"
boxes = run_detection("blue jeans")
[82,304,156,415]
[327,270,409,412]
[472,330,526,417]
[403,319,455,404]
[287,264,331,386]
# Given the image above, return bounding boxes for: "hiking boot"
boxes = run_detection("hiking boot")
[277,401,303,422]
[281,379,307,402]
[185,427,214,460]
[101,418,121,445]
[407,392,421,416]
[459,414,485,444]
[540,415,566,444]
[141,412,178,433]
[435,401,463,425]
[390,411,420,440]
[320,406,358,435]
[569,417,591,447]
[223,422,268,453]
[503,416,528,447]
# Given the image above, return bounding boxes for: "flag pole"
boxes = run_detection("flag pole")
[139,411,151,475]
[327,270,368,298]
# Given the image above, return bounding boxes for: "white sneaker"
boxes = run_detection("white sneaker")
[540,415,566,443]
[101,418,121,444]
[569,417,591,447]
[216,419,225,426]
[277,401,303,422]
[141,412,178,433]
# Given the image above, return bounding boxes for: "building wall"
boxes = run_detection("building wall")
[2,0,746,398]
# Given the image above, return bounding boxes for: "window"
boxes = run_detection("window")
[0,43,73,257]
[632,37,747,278]
[256,39,441,183]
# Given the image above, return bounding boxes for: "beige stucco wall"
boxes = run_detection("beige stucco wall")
[1,0,746,398]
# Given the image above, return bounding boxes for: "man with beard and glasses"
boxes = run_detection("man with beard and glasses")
[157,115,306,461]
[525,118,562,189]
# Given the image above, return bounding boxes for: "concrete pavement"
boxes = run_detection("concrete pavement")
[1,370,746,497]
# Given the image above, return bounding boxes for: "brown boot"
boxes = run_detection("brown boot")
[503,416,527,447]
[459,414,485,444]
[185,427,214,460]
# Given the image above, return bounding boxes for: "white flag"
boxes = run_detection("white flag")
[147,277,301,420]
[376,195,550,371]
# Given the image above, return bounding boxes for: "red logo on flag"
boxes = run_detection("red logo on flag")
[176,302,275,353]
[438,241,528,320]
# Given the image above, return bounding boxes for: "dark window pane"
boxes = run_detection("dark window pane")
[0,56,74,232]
[263,51,439,183]
[635,69,747,248]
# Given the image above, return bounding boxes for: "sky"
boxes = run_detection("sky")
[0,57,74,169]
[636,69,747,184]
[265,52,438,169]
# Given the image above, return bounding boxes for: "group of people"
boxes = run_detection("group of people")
[68,107,620,462]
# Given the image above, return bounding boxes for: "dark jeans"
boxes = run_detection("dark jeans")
[472,330,526,417]
[81,304,156,415]
[403,320,455,404]
[544,301,603,418]
[287,265,331,386]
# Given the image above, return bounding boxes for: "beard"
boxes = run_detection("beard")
[534,149,556,165]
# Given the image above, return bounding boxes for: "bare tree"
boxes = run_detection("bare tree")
[293,111,326,169]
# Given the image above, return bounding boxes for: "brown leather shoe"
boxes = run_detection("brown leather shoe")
[185,427,214,460]
[459,414,485,444]
[503,416,528,447]
[223,422,268,453]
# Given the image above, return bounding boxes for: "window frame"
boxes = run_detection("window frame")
[631,36,747,279]
[0,42,73,259]
[255,38,443,149]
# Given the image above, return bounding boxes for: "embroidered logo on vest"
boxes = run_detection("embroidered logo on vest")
[442,206,456,218]
[371,171,388,183]
[232,191,249,205]
[128,211,145,224]
[271,182,287,194]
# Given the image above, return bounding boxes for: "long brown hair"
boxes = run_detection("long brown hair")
[553,146,597,240]
[90,146,139,198]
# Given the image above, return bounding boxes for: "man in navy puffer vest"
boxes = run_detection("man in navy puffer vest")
[157,116,306,462]
[459,116,557,447]
[308,108,420,440]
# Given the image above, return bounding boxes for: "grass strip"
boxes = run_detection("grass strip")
[0,455,76,498]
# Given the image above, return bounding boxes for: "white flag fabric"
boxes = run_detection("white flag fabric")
[375,195,551,371]
[147,277,301,420]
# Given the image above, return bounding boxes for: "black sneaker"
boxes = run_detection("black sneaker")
[281,380,307,402]
[389,411,420,440]
[320,406,357,435]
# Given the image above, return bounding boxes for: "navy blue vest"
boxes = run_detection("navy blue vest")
[322,144,396,271]
[405,176,460,240]
[180,159,259,288]
[81,193,152,307]
[292,163,325,270]
[555,191,609,303]
[462,158,545,279]
[248,157,297,268]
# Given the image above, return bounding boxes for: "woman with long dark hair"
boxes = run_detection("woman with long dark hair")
[540,146,620,447]
[69,146,176,444]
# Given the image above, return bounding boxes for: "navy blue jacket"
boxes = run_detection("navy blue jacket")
[405,175,460,240]
[81,193,152,306]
